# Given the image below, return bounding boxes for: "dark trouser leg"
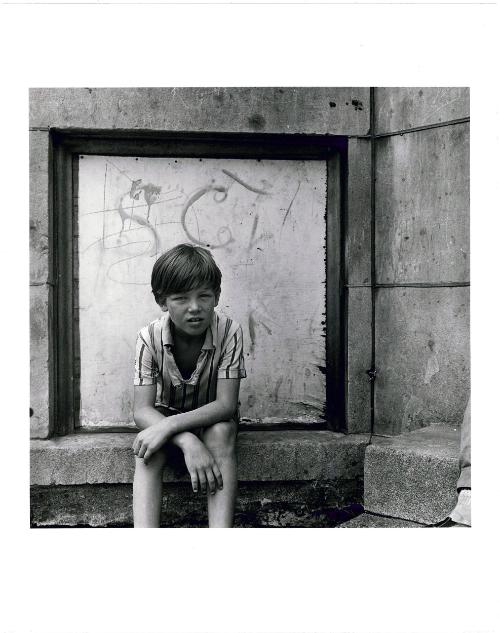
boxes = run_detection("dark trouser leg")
[431,396,471,527]
[457,396,471,490]
[447,396,471,526]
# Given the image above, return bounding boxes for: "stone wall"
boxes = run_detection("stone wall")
[30,87,370,135]
[29,87,469,438]
[29,87,370,438]
[373,88,470,434]
[30,130,52,437]
[30,431,368,527]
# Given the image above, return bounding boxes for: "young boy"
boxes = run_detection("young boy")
[132,244,246,527]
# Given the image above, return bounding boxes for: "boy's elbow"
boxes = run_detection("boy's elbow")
[133,406,150,429]
[133,412,142,429]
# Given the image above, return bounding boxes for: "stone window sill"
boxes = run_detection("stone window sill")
[30,430,370,486]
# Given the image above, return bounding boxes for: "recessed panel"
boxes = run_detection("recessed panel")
[78,156,327,426]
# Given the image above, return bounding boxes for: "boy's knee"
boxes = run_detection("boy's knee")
[204,420,237,457]
[134,449,167,474]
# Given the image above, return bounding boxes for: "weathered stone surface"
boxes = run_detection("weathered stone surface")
[375,123,469,284]
[338,512,425,528]
[375,287,469,435]
[30,430,370,486]
[30,482,364,528]
[30,284,51,438]
[346,137,371,286]
[29,87,370,136]
[375,87,469,134]
[364,425,461,524]
[30,130,50,285]
[346,287,371,433]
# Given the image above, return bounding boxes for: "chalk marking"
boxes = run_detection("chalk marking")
[282,181,301,227]
[180,185,234,248]
[222,169,270,195]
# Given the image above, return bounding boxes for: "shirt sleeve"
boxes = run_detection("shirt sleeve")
[217,324,247,380]
[134,328,159,386]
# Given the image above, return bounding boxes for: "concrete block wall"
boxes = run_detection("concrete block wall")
[29,87,370,135]
[345,138,372,433]
[373,88,470,434]
[30,431,368,527]
[29,87,469,439]
[30,130,52,437]
[29,87,371,438]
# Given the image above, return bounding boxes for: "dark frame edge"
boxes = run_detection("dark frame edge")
[72,156,82,430]
[52,138,76,435]
[52,129,347,160]
[326,153,347,432]
[46,133,56,437]
[51,130,348,435]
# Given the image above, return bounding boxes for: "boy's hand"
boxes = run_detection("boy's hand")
[133,421,171,464]
[182,436,223,495]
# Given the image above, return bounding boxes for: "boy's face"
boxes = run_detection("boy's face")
[162,286,219,338]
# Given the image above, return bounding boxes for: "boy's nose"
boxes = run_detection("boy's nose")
[188,300,200,312]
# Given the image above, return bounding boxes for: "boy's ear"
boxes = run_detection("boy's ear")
[215,290,220,306]
[160,304,168,312]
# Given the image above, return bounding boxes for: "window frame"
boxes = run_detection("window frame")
[50,129,347,435]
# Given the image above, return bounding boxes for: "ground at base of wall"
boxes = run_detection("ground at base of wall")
[31,481,364,528]
[338,511,426,528]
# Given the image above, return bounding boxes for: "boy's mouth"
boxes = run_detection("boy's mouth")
[187,317,204,323]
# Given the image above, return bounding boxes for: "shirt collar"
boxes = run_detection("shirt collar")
[162,313,217,350]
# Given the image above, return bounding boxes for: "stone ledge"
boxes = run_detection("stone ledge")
[31,430,370,487]
[364,424,461,524]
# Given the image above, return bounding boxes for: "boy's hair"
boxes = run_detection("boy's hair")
[151,243,222,305]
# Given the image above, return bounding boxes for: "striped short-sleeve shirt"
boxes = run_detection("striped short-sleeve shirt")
[134,311,246,412]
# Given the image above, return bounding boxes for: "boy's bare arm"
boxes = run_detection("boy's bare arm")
[163,379,240,434]
[133,380,240,462]
[133,384,226,492]
[133,385,170,429]
[133,384,200,453]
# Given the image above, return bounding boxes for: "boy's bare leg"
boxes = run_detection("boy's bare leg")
[202,420,238,528]
[133,450,167,527]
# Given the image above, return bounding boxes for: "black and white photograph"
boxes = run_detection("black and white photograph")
[29,86,471,530]
[2,1,499,633]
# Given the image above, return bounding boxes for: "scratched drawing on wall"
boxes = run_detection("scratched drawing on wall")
[78,156,327,426]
